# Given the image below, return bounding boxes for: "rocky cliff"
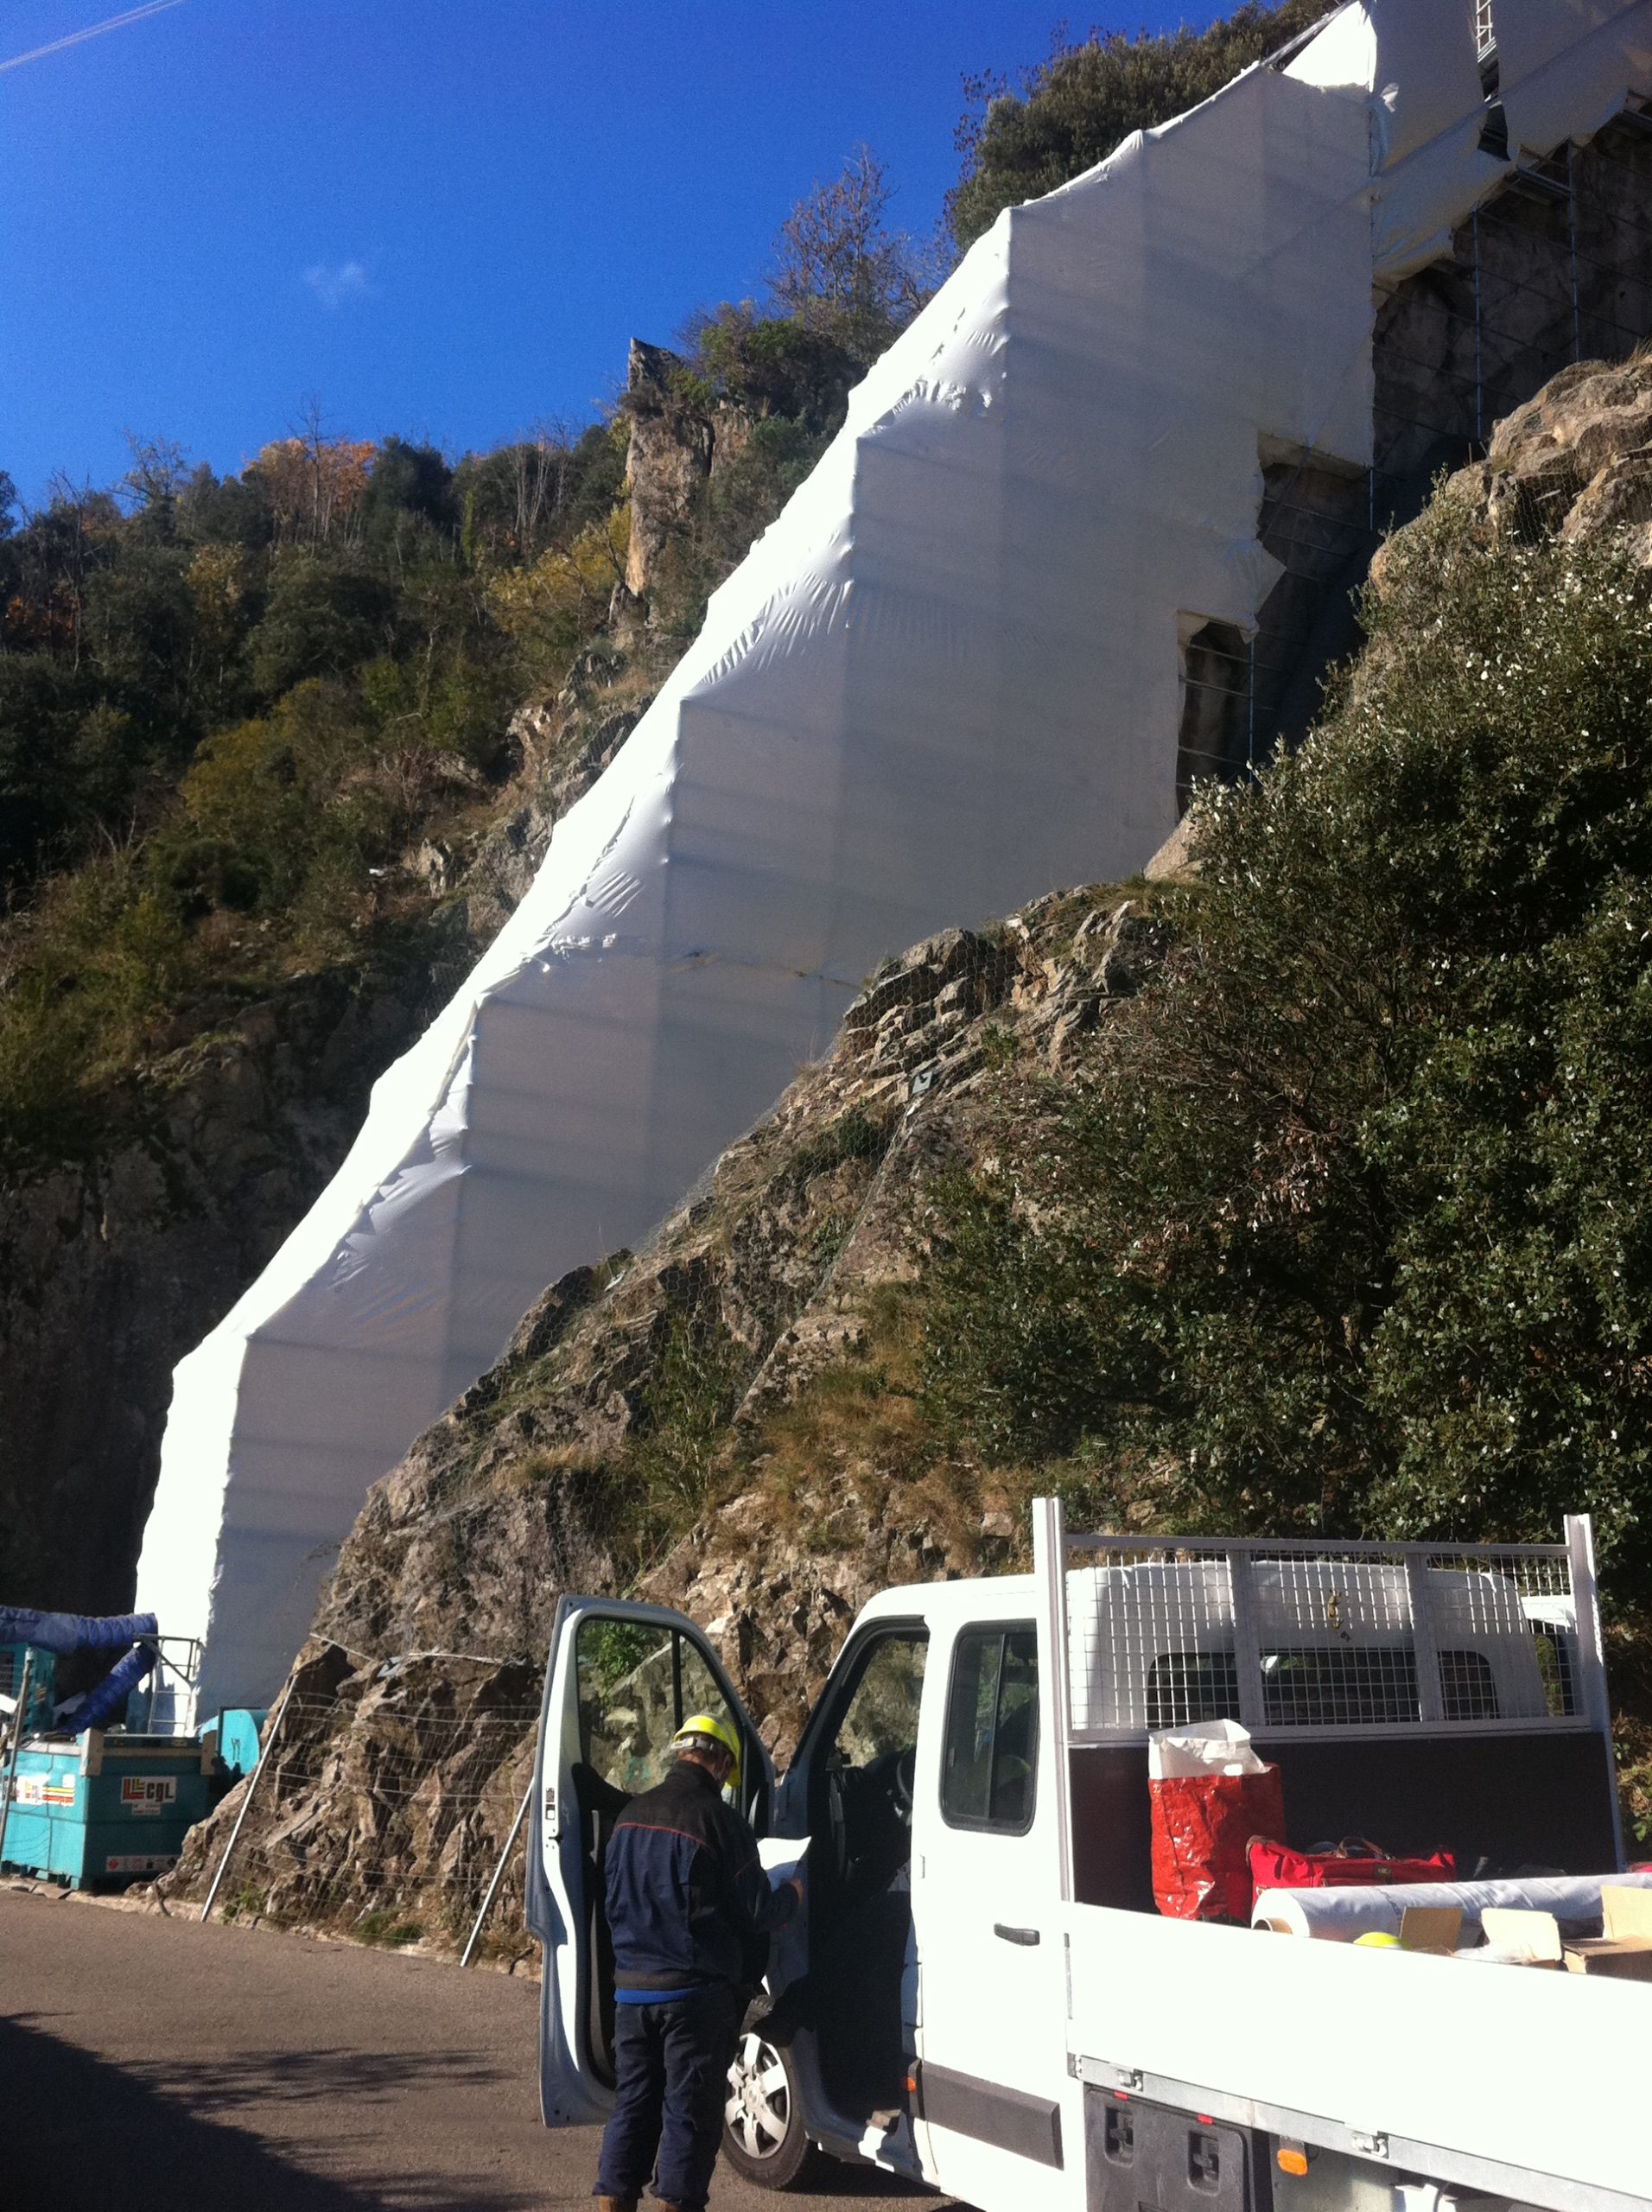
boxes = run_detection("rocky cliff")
[149,353,1652,1948]
[0,963,429,1615]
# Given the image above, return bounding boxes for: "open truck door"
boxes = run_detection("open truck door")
[525,1594,773,2126]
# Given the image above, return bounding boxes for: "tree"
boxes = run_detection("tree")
[505,426,571,563]
[10,479,122,669]
[485,508,628,683]
[948,2,1327,250]
[83,547,199,734]
[248,557,395,696]
[686,306,857,432]
[176,462,275,550]
[120,431,191,518]
[359,436,455,559]
[249,402,376,550]
[770,147,932,365]
[0,653,91,887]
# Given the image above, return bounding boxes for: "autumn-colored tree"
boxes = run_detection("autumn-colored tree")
[251,406,377,550]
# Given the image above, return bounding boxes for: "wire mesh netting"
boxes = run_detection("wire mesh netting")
[1062,1533,1583,1740]
[181,1656,543,1958]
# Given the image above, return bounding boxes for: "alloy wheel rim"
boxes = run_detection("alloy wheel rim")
[725,2031,791,2158]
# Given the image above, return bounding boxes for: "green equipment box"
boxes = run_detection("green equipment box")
[2,1729,220,1890]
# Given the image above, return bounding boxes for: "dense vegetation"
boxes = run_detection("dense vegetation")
[922,504,1652,1598]
[949,1,1327,249]
[0,421,633,1161]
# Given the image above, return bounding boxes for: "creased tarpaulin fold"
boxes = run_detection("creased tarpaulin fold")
[137,0,1652,1718]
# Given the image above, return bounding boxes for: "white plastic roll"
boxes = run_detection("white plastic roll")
[1253,1871,1652,1942]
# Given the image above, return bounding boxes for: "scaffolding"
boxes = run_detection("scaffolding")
[1177,105,1652,802]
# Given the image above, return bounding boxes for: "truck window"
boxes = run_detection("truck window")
[942,1625,1039,1834]
[1146,1650,1240,1729]
[831,1634,928,1770]
[575,1618,735,1796]
[1260,1645,1419,1726]
[1439,1647,1500,1721]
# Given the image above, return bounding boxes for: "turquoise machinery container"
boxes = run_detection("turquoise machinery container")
[2,1729,222,1889]
[1,1611,264,1890]
[212,1707,268,1780]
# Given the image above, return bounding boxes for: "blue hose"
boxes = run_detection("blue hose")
[0,1608,157,1655]
[66,1643,160,1734]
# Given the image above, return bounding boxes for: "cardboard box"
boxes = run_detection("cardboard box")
[1398,1905,1463,1955]
[1561,1938,1652,1979]
[1563,1885,1652,1977]
[1479,1907,1564,1967]
[1478,1890,1652,1978]
[1602,1885,1652,1941]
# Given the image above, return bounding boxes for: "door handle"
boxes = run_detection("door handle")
[994,1923,1040,1946]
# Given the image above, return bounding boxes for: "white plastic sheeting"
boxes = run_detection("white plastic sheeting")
[137,0,1652,1719]
[1253,1870,1652,1941]
[1500,0,1652,157]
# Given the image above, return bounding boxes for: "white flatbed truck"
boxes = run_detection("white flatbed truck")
[527,1501,1646,2210]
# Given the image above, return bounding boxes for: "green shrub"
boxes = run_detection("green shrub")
[690,308,858,431]
[356,1910,422,1946]
[0,853,192,1161]
[923,506,1652,1599]
[0,654,93,890]
[248,556,396,696]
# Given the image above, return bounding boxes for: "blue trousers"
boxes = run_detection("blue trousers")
[594,1987,741,2210]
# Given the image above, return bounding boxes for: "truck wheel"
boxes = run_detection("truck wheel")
[723,2029,816,2188]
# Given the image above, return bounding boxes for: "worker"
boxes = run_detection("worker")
[594,1712,802,2212]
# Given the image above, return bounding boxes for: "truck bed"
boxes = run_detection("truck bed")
[1062,1900,1651,2209]
[1035,1504,1642,2209]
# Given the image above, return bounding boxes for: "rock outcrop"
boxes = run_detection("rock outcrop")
[1439,354,1652,555]
[620,338,752,601]
[157,1638,541,1956]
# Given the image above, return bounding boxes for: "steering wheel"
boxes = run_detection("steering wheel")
[891,1745,916,1825]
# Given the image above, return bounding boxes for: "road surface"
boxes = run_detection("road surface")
[0,1886,941,2211]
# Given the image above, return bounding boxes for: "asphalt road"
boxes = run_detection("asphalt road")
[0,1887,938,2212]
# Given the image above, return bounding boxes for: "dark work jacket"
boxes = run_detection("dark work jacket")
[606,1757,797,1995]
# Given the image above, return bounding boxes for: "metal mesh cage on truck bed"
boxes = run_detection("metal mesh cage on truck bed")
[1032,1499,1623,1900]
[1038,1510,1605,1745]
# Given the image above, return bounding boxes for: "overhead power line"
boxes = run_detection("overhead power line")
[0,0,187,76]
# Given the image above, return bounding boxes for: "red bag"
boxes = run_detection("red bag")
[1248,1835,1456,1891]
[1150,1765,1287,1923]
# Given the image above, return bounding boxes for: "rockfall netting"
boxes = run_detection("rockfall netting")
[157,1643,543,1964]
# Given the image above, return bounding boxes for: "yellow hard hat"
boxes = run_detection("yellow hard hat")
[672,1712,740,1794]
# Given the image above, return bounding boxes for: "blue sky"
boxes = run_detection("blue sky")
[1,2,1224,505]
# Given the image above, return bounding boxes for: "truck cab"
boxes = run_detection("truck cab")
[527,1505,1640,2211]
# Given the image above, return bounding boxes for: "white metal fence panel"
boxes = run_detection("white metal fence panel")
[1059,1529,1584,1744]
